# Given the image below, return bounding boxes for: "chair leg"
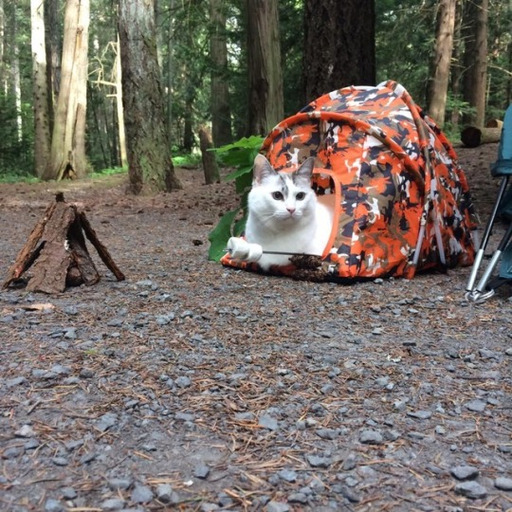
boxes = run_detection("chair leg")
[466,175,510,293]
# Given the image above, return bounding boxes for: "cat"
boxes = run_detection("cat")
[239,154,335,271]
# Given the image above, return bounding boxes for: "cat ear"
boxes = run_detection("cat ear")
[252,154,276,185]
[293,157,315,185]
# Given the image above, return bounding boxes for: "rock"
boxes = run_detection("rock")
[278,469,298,483]
[494,477,512,491]
[108,478,133,491]
[359,429,383,444]
[60,487,77,500]
[156,484,173,503]
[464,400,487,412]
[52,457,69,466]
[175,376,192,388]
[6,376,26,388]
[101,498,126,510]
[407,410,433,420]
[266,501,290,512]
[287,492,308,504]
[259,414,279,431]
[95,413,118,432]
[306,454,331,468]
[316,428,338,440]
[44,499,65,512]
[15,424,36,438]
[454,481,487,499]
[194,464,210,479]
[131,484,154,503]
[450,465,479,481]
[2,446,24,459]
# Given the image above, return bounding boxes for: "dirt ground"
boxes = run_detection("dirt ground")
[0,143,511,512]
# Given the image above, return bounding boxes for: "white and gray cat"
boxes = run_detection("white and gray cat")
[228,154,334,270]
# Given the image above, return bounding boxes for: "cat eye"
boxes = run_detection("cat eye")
[296,192,306,200]
[272,191,284,200]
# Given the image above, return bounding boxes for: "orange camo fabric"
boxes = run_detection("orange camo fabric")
[222,81,477,280]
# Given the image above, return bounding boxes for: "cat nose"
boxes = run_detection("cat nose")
[286,207,295,214]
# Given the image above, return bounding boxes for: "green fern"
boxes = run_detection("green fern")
[207,136,264,261]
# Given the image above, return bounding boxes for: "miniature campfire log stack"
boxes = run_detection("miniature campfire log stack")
[3,193,125,294]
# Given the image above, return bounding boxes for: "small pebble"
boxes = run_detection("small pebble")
[101,498,126,510]
[156,484,173,503]
[454,481,487,499]
[306,454,331,468]
[278,469,297,483]
[194,464,210,479]
[407,410,432,420]
[266,501,290,512]
[464,400,487,412]
[131,484,154,503]
[451,465,479,480]
[359,429,383,445]
[44,499,65,512]
[494,477,512,491]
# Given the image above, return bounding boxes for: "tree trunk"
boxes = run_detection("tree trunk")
[119,0,182,194]
[44,0,61,133]
[0,0,4,90]
[427,0,456,127]
[210,0,231,146]
[31,0,51,178]
[166,0,175,135]
[449,0,463,127]
[462,0,489,127]
[8,3,22,142]
[302,0,376,104]
[44,0,90,180]
[198,126,220,184]
[115,35,127,167]
[246,0,284,136]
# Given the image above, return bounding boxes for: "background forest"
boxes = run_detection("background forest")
[0,0,511,184]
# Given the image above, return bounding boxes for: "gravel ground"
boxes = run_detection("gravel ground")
[1,144,511,512]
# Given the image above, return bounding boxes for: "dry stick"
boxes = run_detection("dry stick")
[2,200,58,288]
[79,211,125,281]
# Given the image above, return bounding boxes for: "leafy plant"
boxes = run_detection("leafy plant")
[208,135,264,261]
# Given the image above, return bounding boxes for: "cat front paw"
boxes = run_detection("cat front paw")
[227,237,263,262]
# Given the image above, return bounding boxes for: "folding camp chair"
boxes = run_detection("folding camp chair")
[466,104,512,302]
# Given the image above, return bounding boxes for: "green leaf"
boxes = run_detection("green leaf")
[208,209,240,261]
[213,136,264,154]
[225,163,253,181]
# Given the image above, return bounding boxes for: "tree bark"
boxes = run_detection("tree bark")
[44,0,61,133]
[0,0,4,90]
[31,0,52,178]
[210,0,231,146]
[449,0,463,127]
[462,0,489,127]
[427,0,456,127]
[44,0,90,180]
[302,0,376,103]
[119,0,182,194]
[246,0,284,136]
[114,35,127,167]
[199,126,220,184]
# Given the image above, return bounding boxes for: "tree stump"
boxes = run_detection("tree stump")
[3,193,125,294]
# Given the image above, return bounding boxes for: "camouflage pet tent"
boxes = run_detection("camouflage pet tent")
[222,81,477,280]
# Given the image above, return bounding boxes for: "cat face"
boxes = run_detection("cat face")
[248,155,317,226]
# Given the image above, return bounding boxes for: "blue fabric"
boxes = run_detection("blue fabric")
[491,104,512,177]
